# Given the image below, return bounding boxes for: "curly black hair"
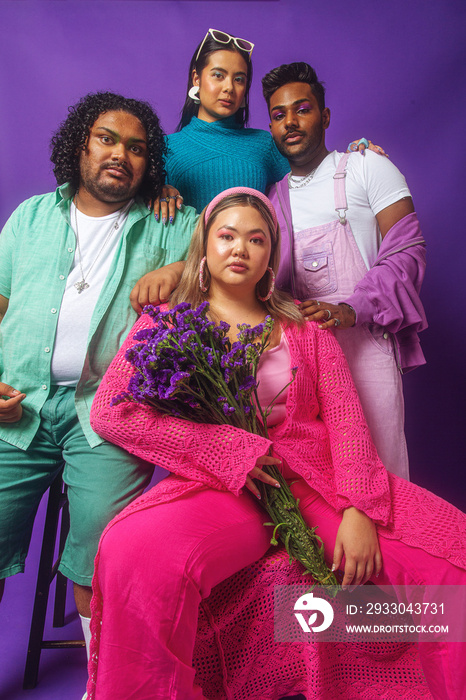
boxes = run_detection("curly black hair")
[50,92,167,203]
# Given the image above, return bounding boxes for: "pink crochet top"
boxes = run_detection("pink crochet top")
[90,313,466,568]
[86,313,465,700]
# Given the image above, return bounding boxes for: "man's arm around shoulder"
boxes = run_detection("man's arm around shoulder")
[130,205,198,312]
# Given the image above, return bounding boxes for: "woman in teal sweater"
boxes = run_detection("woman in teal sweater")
[161,29,379,219]
[165,29,289,213]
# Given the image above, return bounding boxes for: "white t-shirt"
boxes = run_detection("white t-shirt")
[50,202,131,385]
[289,150,411,269]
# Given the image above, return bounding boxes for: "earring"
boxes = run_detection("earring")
[199,256,208,292]
[240,97,246,109]
[188,86,201,104]
[257,267,275,302]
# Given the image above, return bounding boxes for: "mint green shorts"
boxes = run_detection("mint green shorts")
[0,386,166,586]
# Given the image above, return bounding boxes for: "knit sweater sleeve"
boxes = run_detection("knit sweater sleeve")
[313,326,392,524]
[266,134,289,185]
[90,313,271,495]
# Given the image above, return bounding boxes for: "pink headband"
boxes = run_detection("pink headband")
[204,187,278,230]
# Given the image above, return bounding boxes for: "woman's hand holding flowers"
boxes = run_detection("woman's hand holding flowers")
[245,454,282,499]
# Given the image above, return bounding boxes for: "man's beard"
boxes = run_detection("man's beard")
[275,122,324,165]
[79,163,142,203]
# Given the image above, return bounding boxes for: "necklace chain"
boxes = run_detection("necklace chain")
[287,168,317,189]
[73,195,129,294]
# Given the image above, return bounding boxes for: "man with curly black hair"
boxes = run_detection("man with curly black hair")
[0,92,197,659]
[50,92,168,207]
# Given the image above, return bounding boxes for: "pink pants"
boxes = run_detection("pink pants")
[94,481,465,700]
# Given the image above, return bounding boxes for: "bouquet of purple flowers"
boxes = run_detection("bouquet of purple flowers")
[113,301,338,590]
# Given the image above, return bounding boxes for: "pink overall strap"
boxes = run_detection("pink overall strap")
[333,153,351,224]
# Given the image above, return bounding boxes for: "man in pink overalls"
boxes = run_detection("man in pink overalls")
[263,62,427,480]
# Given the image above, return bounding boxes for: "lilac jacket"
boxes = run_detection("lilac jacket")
[268,175,427,373]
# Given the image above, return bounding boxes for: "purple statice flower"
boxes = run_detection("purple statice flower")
[171,302,192,314]
[220,342,246,370]
[237,316,274,344]
[238,375,257,393]
[217,396,236,415]
[245,343,260,364]
[159,371,191,399]
[141,304,161,319]
[110,392,132,407]
[112,302,276,432]
[142,304,173,323]
[236,323,260,344]
[211,319,230,341]
[179,330,196,344]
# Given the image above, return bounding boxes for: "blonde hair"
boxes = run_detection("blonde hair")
[171,193,304,327]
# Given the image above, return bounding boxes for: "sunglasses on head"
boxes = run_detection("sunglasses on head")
[195,29,254,63]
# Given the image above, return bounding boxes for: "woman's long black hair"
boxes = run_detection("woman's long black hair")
[176,33,253,132]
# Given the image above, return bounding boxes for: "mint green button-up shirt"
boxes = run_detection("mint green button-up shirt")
[0,183,197,449]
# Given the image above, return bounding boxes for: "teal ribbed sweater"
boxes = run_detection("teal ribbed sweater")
[165,116,289,212]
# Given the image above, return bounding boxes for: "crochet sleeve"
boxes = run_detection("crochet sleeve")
[90,314,272,495]
[313,326,392,524]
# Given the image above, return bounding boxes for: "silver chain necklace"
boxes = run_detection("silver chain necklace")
[73,195,129,294]
[287,168,317,189]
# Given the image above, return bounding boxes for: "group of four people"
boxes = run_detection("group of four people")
[0,27,463,700]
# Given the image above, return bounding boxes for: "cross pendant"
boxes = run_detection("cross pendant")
[75,280,90,293]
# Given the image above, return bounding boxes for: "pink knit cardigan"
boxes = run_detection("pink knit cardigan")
[90,313,465,565]
[86,314,465,697]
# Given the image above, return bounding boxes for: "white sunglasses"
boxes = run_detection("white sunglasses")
[195,29,254,63]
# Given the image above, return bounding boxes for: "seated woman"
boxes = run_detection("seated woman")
[87,188,465,700]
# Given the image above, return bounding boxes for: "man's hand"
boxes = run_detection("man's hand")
[0,382,26,423]
[333,507,382,590]
[130,261,186,313]
[299,300,355,330]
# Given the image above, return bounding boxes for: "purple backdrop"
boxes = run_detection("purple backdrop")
[1,0,465,509]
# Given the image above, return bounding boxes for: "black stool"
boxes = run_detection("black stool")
[23,471,85,689]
